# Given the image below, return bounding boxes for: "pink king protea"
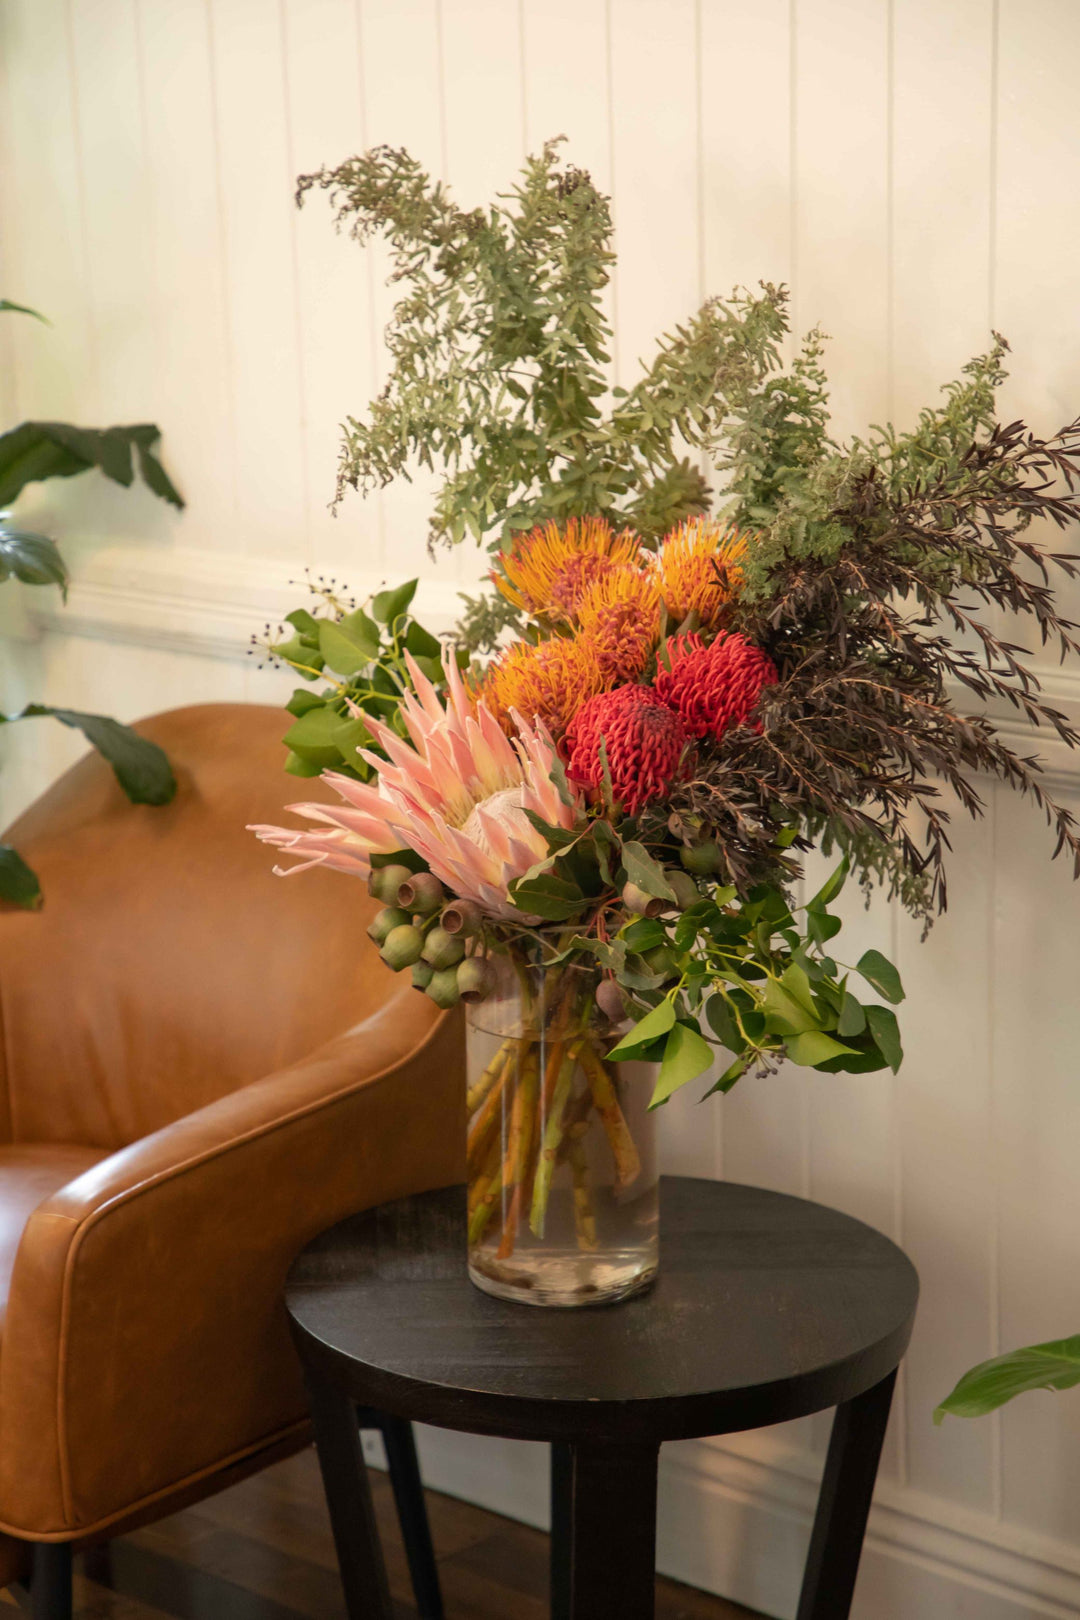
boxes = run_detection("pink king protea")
[250,646,581,922]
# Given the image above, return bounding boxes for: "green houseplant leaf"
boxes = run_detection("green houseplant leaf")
[0,422,184,509]
[0,844,42,909]
[4,707,176,805]
[935,1336,1080,1422]
[0,299,49,322]
[0,527,68,596]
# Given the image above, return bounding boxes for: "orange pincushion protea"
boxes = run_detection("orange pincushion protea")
[483,634,605,741]
[493,516,641,621]
[565,685,691,815]
[576,567,661,683]
[655,518,748,630]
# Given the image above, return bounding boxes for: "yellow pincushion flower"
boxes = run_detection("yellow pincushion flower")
[576,568,661,684]
[655,518,748,630]
[483,635,606,742]
[494,517,641,622]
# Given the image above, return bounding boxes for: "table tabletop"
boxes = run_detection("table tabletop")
[286,1176,919,1446]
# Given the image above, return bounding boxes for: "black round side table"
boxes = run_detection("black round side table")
[286,1176,918,1620]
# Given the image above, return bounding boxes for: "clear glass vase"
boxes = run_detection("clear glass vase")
[465,955,658,1307]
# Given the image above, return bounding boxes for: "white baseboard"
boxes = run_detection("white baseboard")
[406,1425,1080,1620]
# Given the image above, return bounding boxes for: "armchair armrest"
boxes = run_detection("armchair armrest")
[0,998,465,1540]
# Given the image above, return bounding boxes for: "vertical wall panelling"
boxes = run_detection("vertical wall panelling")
[353,0,459,589]
[3,4,1080,1612]
[993,791,1080,1547]
[893,799,998,1513]
[206,0,308,559]
[993,1,1080,1544]
[606,0,700,391]
[790,0,891,440]
[889,0,998,1516]
[698,1,793,313]
[0,0,94,424]
[136,0,238,551]
[437,0,528,595]
[280,0,378,581]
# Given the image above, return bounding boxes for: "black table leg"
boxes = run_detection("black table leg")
[550,1442,573,1620]
[564,1440,659,1620]
[796,1369,897,1620]
[305,1371,394,1620]
[376,1411,444,1619]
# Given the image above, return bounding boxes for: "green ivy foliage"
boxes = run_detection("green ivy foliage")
[260,576,463,780]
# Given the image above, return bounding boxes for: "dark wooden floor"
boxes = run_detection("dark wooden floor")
[7,1446,765,1619]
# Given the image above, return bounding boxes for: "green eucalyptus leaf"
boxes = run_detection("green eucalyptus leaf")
[865,1003,903,1072]
[507,871,586,920]
[330,714,372,765]
[808,908,842,947]
[319,619,377,676]
[404,619,441,657]
[762,976,819,1036]
[650,1021,715,1108]
[813,1035,890,1074]
[836,990,867,1037]
[339,606,382,651]
[856,949,905,1005]
[285,687,325,719]
[702,1052,751,1096]
[622,917,668,953]
[284,750,324,778]
[282,704,349,767]
[935,1337,1080,1423]
[705,994,744,1052]
[566,935,627,974]
[785,1030,859,1068]
[285,607,319,635]
[620,840,677,902]
[372,578,418,624]
[606,997,676,1060]
[0,843,42,909]
[808,857,849,910]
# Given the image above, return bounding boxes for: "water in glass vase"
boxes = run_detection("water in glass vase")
[465,962,658,1307]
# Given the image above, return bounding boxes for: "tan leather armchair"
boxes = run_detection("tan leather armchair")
[0,704,464,1613]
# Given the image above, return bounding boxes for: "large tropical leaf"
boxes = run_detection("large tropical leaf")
[0,422,184,509]
[934,1335,1080,1422]
[0,525,68,595]
[3,706,176,805]
[0,844,41,909]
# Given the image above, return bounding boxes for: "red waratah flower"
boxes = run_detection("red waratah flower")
[565,685,690,814]
[653,633,778,740]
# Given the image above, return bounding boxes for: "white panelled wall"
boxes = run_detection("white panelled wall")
[2,3,1080,1615]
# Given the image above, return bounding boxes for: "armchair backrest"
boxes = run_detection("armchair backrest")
[0,704,397,1149]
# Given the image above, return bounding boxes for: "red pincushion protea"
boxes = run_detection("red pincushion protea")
[653,633,778,740]
[565,685,690,814]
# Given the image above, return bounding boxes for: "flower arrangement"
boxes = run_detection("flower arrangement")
[251,141,1080,1285]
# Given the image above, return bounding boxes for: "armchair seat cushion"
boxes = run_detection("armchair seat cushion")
[0,1147,108,1331]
